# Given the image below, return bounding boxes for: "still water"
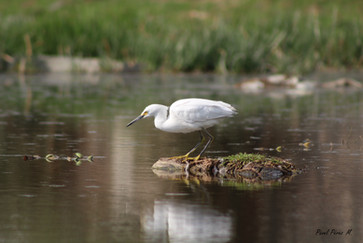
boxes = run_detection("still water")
[0,73,362,243]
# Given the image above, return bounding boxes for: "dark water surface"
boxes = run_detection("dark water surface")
[0,73,362,243]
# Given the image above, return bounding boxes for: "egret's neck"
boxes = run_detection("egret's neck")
[153,105,169,130]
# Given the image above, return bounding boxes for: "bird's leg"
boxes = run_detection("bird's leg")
[169,131,205,161]
[185,131,205,157]
[190,129,214,161]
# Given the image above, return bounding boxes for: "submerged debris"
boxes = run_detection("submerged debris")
[321,78,363,89]
[236,74,362,95]
[23,152,94,165]
[236,74,300,93]
[23,155,41,161]
[152,153,299,183]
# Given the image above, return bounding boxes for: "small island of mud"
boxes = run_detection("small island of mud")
[152,153,299,183]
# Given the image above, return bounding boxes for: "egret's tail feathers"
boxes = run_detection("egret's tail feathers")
[217,101,237,116]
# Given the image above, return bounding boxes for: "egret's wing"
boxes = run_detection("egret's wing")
[170,98,236,123]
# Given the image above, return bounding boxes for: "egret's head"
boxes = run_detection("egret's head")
[126,104,161,127]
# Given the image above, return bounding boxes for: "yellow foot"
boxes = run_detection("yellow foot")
[187,155,201,161]
[169,154,200,162]
[168,154,189,162]
[168,154,201,162]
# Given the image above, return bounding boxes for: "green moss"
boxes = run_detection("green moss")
[223,153,284,165]
[221,153,297,176]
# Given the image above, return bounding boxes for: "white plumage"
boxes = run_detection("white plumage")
[127,98,237,161]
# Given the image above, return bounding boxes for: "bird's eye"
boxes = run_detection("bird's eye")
[143,111,148,116]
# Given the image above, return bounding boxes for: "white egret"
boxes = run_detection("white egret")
[127,98,237,161]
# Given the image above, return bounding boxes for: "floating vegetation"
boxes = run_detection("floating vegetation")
[45,154,59,162]
[75,152,83,159]
[23,152,94,166]
[299,139,313,151]
[152,153,300,188]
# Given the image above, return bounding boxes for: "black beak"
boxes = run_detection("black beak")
[126,115,144,127]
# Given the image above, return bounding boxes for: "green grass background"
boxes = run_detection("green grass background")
[1,0,362,73]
